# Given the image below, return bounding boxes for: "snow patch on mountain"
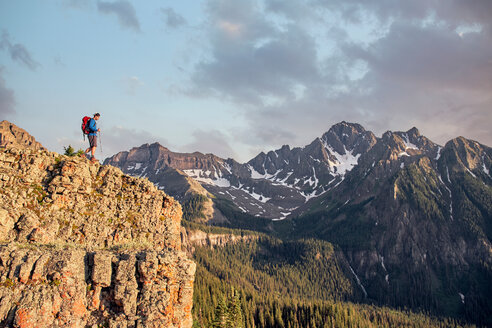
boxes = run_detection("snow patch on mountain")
[184,169,231,187]
[249,165,277,180]
[127,162,143,171]
[438,168,454,221]
[273,211,291,221]
[322,142,361,176]
[349,265,368,298]
[402,133,419,150]
[221,162,232,174]
[459,293,465,304]
[245,188,271,203]
[435,146,442,160]
[398,151,410,157]
[465,168,477,178]
[483,162,490,176]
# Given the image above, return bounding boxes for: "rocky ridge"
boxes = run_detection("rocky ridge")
[0,139,195,327]
[105,122,380,221]
[0,120,45,151]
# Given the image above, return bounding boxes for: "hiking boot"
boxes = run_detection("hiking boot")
[90,157,98,163]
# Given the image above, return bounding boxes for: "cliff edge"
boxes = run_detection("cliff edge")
[0,124,196,328]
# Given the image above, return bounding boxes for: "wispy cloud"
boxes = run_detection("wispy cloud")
[0,68,16,116]
[0,31,40,71]
[97,0,140,32]
[181,129,238,159]
[121,76,143,95]
[63,0,91,10]
[160,7,187,29]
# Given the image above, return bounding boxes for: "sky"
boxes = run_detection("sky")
[0,0,491,162]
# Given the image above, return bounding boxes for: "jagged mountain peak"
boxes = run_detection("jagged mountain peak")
[148,141,169,151]
[446,136,485,152]
[407,126,420,137]
[378,128,440,159]
[321,121,377,156]
[442,136,491,176]
[323,121,368,142]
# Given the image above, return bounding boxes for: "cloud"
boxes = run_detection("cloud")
[189,0,323,106]
[97,0,140,32]
[0,68,16,116]
[183,0,492,150]
[264,0,326,23]
[335,20,492,144]
[160,8,187,29]
[54,55,66,67]
[312,0,492,28]
[344,22,492,92]
[181,129,238,159]
[121,76,143,95]
[63,0,91,10]
[0,31,40,71]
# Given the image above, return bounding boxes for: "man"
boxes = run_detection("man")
[84,113,100,162]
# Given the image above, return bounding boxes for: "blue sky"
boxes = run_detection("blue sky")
[1,0,491,162]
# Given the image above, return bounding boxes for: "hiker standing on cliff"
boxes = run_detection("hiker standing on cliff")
[84,113,100,163]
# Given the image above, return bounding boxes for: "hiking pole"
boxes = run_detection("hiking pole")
[99,131,103,154]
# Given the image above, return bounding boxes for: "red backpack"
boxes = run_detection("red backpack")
[81,116,91,139]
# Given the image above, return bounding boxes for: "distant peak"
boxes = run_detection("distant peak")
[324,121,367,139]
[445,136,482,150]
[331,121,365,130]
[407,127,420,136]
[149,142,169,151]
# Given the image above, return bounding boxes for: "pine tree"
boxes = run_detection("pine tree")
[228,288,244,328]
[212,295,228,328]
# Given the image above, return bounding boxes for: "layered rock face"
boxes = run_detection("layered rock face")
[0,120,45,151]
[0,145,195,327]
[181,228,259,255]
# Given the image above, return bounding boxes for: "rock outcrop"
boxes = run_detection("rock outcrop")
[0,120,45,151]
[181,228,259,255]
[0,140,195,327]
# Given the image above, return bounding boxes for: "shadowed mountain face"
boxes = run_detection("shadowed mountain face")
[291,130,492,324]
[106,121,492,325]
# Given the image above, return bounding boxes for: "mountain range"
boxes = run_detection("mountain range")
[105,121,492,325]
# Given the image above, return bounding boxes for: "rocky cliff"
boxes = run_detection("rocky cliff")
[181,228,259,255]
[0,134,195,327]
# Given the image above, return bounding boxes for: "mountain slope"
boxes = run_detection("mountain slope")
[290,130,492,324]
[105,121,492,325]
[190,230,474,328]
